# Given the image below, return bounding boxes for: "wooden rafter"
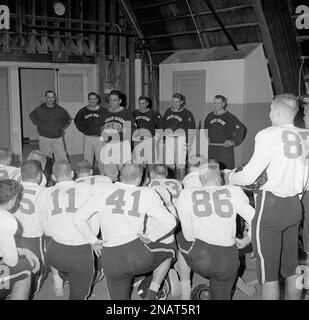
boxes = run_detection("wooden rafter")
[140,4,254,26]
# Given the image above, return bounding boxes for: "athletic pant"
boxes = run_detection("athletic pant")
[252,190,302,283]
[103,238,176,300]
[39,136,67,162]
[15,236,45,296]
[0,257,32,300]
[46,239,94,300]
[177,231,239,300]
[83,135,102,167]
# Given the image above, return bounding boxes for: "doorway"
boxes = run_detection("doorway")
[19,68,55,157]
[173,70,206,127]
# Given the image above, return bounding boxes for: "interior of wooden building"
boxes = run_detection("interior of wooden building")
[0,0,309,301]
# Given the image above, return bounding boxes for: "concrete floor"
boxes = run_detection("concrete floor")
[33,253,262,300]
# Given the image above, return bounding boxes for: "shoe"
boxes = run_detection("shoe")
[236,278,257,296]
[191,284,211,300]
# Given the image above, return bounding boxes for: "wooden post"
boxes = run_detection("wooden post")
[128,37,135,109]
[98,0,106,105]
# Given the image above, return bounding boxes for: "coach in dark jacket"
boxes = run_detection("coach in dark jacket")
[30,90,71,162]
[204,95,246,170]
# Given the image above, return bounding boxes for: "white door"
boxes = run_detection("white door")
[57,68,88,155]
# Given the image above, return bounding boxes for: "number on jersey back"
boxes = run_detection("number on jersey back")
[148,179,183,199]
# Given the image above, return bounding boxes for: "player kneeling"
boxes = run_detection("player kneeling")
[13,160,47,297]
[37,161,101,300]
[0,179,40,300]
[176,162,254,300]
[73,163,177,300]
[75,160,112,185]
[136,164,181,300]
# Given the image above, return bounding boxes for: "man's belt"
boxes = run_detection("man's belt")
[209,142,225,146]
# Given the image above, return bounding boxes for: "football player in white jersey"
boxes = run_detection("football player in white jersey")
[147,164,183,206]
[73,163,177,300]
[183,155,208,189]
[37,161,102,300]
[0,179,40,300]
[75,159,110,287]
[0,148,18,180]
[10,150,48,187]
[176,162,254,300]
[75,160,112,185]
[136,164,180,300]
[13,160,46,296]
[226,94,309,300]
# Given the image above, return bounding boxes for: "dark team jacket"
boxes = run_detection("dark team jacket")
[163,107,196,136]
[100,108,137,141]
[133,109,164,136]
[29,103,71,139]
[74,105,107,136]
[204,111,246,145]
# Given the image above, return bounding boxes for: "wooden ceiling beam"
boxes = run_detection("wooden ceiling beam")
[144,22,259,40]
[134,0,183,11]
[205,0,238,51]
[140,4,254,26]
[252,0,304,94]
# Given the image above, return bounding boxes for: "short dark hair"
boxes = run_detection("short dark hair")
[88,92,99,99]
[214,95,227,105]
[109,90,122,99]
[0,179,22,205]
[138,96,149,104]
[21,160,42,181]
[172,93,184,101]
[45,90,56,97]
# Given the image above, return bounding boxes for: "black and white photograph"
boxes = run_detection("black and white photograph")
[0,0,309,305]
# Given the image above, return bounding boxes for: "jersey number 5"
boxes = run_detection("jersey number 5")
[19,189,37,215]
[192,189,233,218]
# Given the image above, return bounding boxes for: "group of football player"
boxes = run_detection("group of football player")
[1,93,309,300]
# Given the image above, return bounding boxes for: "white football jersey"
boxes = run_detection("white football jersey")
[177,185,254,246]
[10,168,47,187]
[146,182,177,244]
[37,181,99,246]
[0,209,18,266]
[14,182,45,238]
[229,125,309,197]
[148,178,183,200]
[183,172,202,188]
[73,182,176,247]
[0,164,19,180]
[75,175,112,185]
